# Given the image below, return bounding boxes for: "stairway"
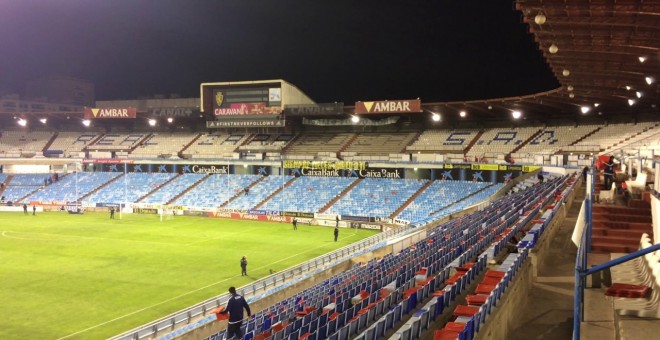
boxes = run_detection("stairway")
[42,132,59,153]
[279,133,302,155]
[253,177,298,209]
[0,175,13,197]
[389,180,434,219]
[233,133,255,153]
[590,200,653,253]
[129,133,153,153]
[568,126,601,146]
[463,130,484,155]
[510,128,543,154]
[336,133,359,159]
[136,173,181,203]
[219,176,266,208]
[401,131,423,153]
[319,178,363,213]
[165,174,210,205]
[178,133,203,158]
[79,173,126,201]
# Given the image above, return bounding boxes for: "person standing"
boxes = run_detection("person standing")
[334,227,339,242]
[110,207,115,219]
[537,172,544,184]
[219,287,251,340]
[32,205,36,216]
[292,218,297,231]
[335,215,339,227]
[582,166,589,183]
[23,204,28,215]
[240,256,248,276]
[603,156,615,190]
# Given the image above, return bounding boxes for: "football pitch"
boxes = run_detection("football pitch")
[0,212,379,340]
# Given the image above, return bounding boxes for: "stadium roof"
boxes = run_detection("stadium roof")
[423,0,659,121]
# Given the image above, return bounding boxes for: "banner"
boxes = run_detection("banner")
[354,99,421,114]
[149,107,198,117]
[302,116,399,126]
[247,210,280,216]
[209,211,293,223]
[190,165,228,174]
[284,103,344,116]
[283,160,367,171]
[84,107,137,119]
[207,120,285,128]
[281,211,315,218]
[288,164,403,179]
[214,103,281,116]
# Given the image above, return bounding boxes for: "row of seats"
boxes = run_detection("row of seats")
[172,174,261,209]
[26,172,120,203]
[197,173,571,340]
[84,173,176,204]
[0,174,51,202]
[141,173,206,204]
[261,177,357,213]
[130,133,200,157]
[396,181,491,223]
[225,175,294,210]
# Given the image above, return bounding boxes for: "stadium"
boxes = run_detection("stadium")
[0,1,659,340]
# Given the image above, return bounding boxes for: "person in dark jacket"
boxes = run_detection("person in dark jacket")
[240,256,248,276]
[603,156,615,190]
[23,204,28,215]
[219,287,251,340]
[292,218,297,230]
[334,227,339,242]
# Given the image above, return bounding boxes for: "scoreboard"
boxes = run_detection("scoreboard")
[201,81,282,117]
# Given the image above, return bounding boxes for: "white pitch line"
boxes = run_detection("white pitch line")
[55,229,363,340]
[0,230,178,246]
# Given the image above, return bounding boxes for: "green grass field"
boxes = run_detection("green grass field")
[0,212,378,340]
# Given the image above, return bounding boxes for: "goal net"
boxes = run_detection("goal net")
[158,205,178,222]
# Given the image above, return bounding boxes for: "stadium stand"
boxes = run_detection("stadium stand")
[513,124,600,156]
[0,130,54,156]
[129,133,199,158]
[283,133,354,160]
[183,133,249,158]
[26,172,121,203]
[198,175,570,340]
[84,172,177,205]
[406,129,480,153]
[172,174,261,209]
[325,178,426,219]
[1,174,48,202]
[46,131,101,157]
[396,181,491,223]
[260,176,357,213]
[87,133,149,150]
[238,134,296,152]
[466,126,541,160]
[224,175,294,210]
[570,122,659,152]
[341,132,418,159]
[140,173,207,204]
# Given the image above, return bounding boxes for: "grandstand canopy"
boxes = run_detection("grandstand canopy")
[423,0,659,121]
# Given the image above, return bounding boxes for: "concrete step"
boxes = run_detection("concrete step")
[591,227,652,239]
[592,205,650,216]
[591,236,641,247]
[592,220,653,231]
[591,242,638,254]
[592,214,652,223]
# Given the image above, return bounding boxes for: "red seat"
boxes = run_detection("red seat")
[444,321,466,332]
[466,294,488,306]
[475,284,497,295]
[434,329,461,340]
[453,305,480,317]
[605,283,652,298]
[432,290,445,297]
[445,273,465,285]
[480,276,502,285]
[299,332,312,340]
[485,270,506,279]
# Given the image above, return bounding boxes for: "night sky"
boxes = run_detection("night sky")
[0,0,559,104]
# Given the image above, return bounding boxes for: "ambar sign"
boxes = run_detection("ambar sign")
[84,107,137,119]
[355,99,421,114]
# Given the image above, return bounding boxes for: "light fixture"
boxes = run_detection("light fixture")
[431,113,440,122]
[511,110,522,119]
[638,56,646,63]
[148,119,157,126]
[351,115,360,123]
[625,85,631,91]
[167,117,174,123]
[645,76,655,85]
[82,119,91,127]
[569,93,575,98]
[636,91,642,98]
[580,106,590,114]
[567,85,574,91]
[459,110,467,118]
[594,103,600,107]
[628,99,635,106]
[562,69,570,77]
[487,105,492,110]
[549,44,558,54]
[534,13,546,25]
[17,118,27,127]
[39,118,47,124]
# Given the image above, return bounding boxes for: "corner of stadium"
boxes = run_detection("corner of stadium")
[0,2,659,340]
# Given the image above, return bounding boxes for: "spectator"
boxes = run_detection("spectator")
[603,156,615,190]
[219,287,251,340]
[582,166,589,183]
[537,172,544,184]
[240,256,248,276]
